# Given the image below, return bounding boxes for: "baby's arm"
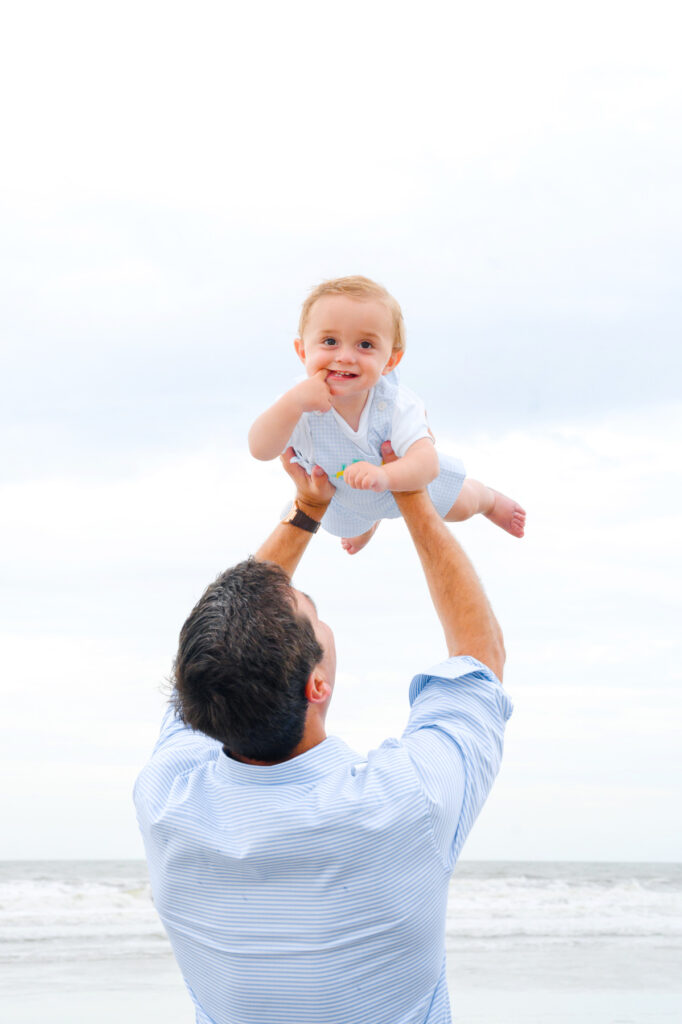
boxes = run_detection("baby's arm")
[249,370,333,461]
[343,437,439,492]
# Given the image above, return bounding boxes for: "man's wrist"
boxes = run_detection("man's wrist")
[282,498,327,533]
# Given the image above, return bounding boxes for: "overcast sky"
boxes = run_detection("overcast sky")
[1,0,680,861]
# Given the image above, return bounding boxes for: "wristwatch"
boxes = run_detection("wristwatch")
[282,502,321,534]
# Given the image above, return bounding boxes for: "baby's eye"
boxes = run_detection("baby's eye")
[322,337,337,346]
[358,340,373,350]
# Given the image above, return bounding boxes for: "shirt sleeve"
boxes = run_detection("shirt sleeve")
[285,414,315,471]
[389,386,434,458]
[401,655,513,870]
[133,706,222,822]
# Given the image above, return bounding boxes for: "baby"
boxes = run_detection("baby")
[249,276,525,554]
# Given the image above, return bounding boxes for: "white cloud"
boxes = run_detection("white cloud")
[2,0,680,219]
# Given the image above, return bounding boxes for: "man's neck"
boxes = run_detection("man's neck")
[228,721,328,766]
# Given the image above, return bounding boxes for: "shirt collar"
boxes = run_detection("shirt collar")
[216,735,357,785]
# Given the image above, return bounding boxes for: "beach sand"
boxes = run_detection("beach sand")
[4,955,682,1023]
[5,982,682,1024]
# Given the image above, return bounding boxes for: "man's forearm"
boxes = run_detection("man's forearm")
[254,452,334,578]
[394,490,505,680]
[255,496,325,578]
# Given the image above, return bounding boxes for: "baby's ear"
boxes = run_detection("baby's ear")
[382,349,404,375]
[294,338,306,364]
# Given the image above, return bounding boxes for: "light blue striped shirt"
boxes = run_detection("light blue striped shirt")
[134,656,512,1024]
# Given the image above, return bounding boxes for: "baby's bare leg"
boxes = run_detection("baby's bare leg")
[445,479,526,538]
[341,521,380,555]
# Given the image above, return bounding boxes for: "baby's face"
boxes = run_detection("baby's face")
[294,295,402,396]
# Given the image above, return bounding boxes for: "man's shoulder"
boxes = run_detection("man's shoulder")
[133,711,222,814]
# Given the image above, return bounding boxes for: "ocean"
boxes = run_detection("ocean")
[1,860,680,1023]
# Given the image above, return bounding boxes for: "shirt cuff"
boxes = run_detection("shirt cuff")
[409,655,504,704]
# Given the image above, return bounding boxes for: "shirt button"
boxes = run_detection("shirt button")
[377,401,386,411]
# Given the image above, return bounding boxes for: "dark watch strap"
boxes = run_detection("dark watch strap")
[282,503,321,534]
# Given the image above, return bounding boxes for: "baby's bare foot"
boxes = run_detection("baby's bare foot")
[485,490,526,538]
[341,522,379,555]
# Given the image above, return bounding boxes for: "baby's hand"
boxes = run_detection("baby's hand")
[343,461,390,492]
[293,370,334,413]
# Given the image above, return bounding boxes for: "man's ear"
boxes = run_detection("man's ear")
[294,338,306,364]
[305,672,331,705]
[382,349,404,375]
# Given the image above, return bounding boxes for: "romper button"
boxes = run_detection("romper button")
[377,401,386,410]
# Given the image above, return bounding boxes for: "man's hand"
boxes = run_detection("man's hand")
[343,460,390,492]
[380,441,399,466]
[280,447,336,518]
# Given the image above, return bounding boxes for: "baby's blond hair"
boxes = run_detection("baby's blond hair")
[298,276,406,353]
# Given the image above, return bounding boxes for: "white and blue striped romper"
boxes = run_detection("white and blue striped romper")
[287,375,466,537]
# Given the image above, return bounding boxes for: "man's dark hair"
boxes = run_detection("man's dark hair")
[172,558,323,762]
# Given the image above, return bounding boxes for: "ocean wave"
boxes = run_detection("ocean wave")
[1,862,680,965]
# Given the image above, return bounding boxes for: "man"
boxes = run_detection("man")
[134,444,512,1024]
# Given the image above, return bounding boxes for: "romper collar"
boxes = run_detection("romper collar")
[330,386,376,441]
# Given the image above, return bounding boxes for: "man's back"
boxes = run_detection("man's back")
[135,658,511,1024]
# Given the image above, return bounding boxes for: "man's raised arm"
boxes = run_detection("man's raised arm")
[255,448,335,577]
[387,445,505,681]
